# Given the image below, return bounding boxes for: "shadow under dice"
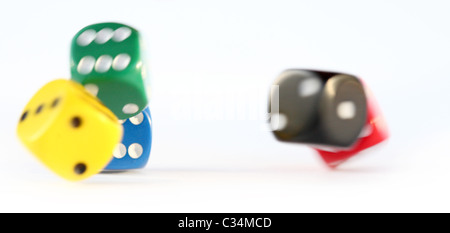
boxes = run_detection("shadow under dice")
[17,79,122,181]
[104,107,152,170]
[70,22,148,120]
[269,69,389,168]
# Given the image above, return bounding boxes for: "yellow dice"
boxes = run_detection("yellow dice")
[17,79,123,181]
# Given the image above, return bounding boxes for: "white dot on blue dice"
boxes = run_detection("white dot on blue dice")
[128,143,143,159]
[129,112,144,125]
[113,143,127,159]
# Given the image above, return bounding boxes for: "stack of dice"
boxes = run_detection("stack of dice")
[17,22,152,181]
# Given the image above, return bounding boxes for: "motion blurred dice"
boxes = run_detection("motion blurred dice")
[70,22,148,120]
[268,69,389,168]
[315,83,389,167]
[17,79,123,181]
[104,107,152,170]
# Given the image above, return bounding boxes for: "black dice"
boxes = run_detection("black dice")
[268,69,367,148]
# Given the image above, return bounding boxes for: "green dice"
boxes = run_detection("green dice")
[70,22,148,119]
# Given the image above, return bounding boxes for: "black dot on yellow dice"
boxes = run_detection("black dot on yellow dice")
[70,116,82,128]
[74,163,87,175]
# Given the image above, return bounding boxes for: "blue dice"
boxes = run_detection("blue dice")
[104,107,152,170]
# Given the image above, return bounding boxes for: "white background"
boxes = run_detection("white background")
[1,0,450,213]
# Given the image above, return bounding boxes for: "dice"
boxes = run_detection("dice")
[268,69,388,168]
[70,22,148,120]
[17,79,123,181]
[315,84,389,167]
[104,107,152,170]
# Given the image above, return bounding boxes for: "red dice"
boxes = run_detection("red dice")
[269,69,389,168]
[314,83,389,168]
